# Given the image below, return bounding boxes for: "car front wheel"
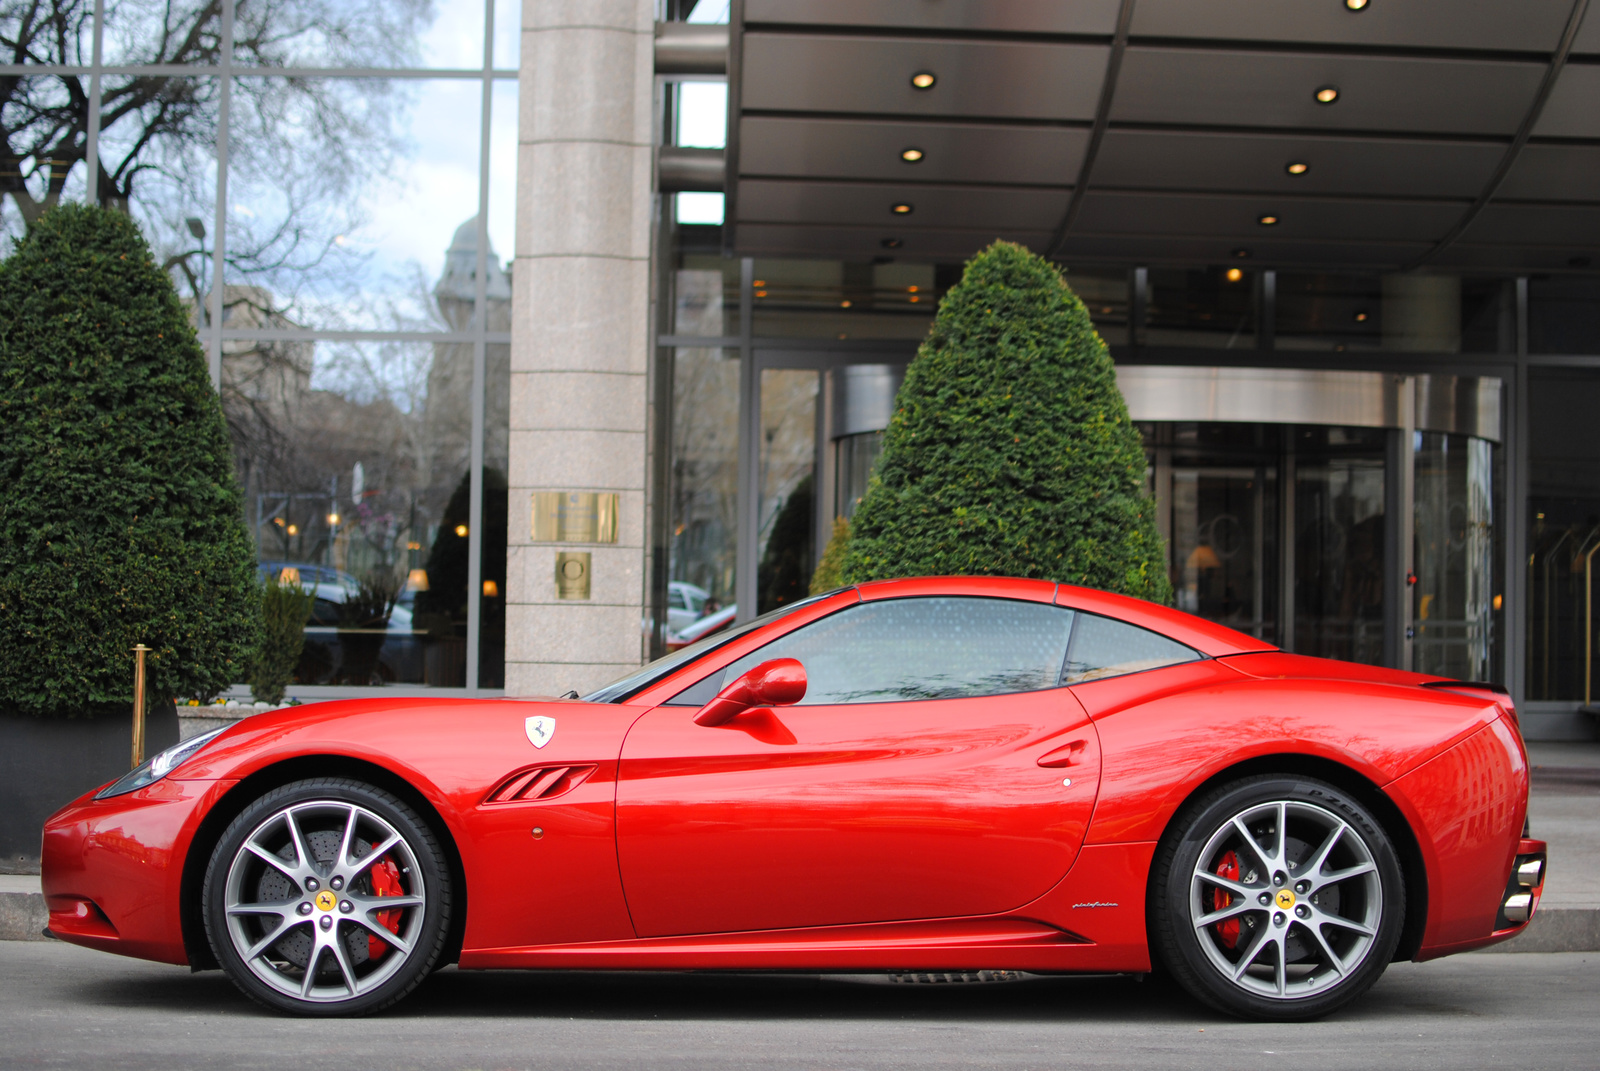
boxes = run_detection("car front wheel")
[1150,775,1406,1020]
[202,777,453,1016]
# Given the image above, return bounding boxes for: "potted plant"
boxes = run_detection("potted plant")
[841,240,1171,601]
[0,205,260,870]
[335,572,399,685]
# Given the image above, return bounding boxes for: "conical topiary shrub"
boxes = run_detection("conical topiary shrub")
[0,204,261,716]
[840,241,1171,602]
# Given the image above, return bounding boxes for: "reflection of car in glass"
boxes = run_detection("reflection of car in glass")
[666,581,711,635]
[666,602,736,651]
[257,560,360,596]
[256,562,421,685]
[45,576,1543,1020]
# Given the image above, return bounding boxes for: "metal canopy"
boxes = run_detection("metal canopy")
[727,0,1599,272]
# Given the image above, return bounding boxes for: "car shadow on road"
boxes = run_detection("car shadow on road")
[69,962,1488,1024]
[72,966,1213,1023]
[399,969,1197,1023]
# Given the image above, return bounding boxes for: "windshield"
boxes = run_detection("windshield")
[583,592,842,703]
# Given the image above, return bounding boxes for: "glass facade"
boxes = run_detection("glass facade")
[1526,367,1600,703]
[1,0,516,692]
[11,1,1600,728]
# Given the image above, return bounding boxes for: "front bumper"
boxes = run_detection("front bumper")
[41,777,233,965]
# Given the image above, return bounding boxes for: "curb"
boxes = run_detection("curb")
[1473,907,1600,954]
[2,887,1596,951]
[0,889,47,942]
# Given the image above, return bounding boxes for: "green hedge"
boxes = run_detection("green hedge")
[0,205,261,716]
[841,241,1171,602]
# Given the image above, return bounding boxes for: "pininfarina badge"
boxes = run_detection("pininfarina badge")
[524,716,556,748]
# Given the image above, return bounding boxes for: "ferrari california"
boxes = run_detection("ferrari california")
[40,576,1545,1020]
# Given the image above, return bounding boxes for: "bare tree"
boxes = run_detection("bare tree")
[1,0,431,234]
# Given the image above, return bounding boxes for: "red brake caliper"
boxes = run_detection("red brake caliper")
[1212,850,1241,950]
[367,847,404,960]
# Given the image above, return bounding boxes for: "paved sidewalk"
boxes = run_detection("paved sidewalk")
[1484,741,1600,952]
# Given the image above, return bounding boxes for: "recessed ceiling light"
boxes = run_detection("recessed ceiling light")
[1353,310,1369,322]
[892,202,914,215]
[1315,85,1340,104]
[911,71,936,90]
[901,147,925,163]
[909,295,920,303]
[755,290,767,298]
[1257,214,1279,226]
[840,300,852,308]
[1345,0,1369,10]
[1286,161,1310,175]
[881,238,902,249]
[1232,248,1252,258]
[1225,267,1243,282]
[752,279,765,287]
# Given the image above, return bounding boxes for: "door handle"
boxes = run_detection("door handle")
[1037,739,1089,768]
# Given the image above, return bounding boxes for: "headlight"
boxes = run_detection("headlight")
[95,727,229,799]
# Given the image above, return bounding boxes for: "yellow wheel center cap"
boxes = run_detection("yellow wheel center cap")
[314,890,337,912]
[1275,888,1297,910]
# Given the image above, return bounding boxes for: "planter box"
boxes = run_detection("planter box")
[0,703,177,868]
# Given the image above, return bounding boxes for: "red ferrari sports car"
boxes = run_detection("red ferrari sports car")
[41,576,1545,1020]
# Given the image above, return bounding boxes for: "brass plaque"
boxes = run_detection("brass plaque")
[555,552,592,600]
[532,492,618,544]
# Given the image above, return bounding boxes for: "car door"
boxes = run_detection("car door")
[614,593,1103,938]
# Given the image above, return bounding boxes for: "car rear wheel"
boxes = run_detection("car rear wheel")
[1150,775,1405,1021]
[202,777,452,1016]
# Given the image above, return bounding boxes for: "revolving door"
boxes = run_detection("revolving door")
[737,359,1501,678]
[1123,367,1502,678]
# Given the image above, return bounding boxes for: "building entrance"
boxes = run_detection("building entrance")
[1148,422,1389,667]
[729,357,1501,680]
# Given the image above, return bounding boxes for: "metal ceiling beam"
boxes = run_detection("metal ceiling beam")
[1405,0,1591,270]
[660,146,726,191]
[1047,0,1136,259]
[656,22,729,75]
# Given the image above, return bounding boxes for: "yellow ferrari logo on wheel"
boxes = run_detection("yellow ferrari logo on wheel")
[315,889,337,912]
[1275,888,1296,910]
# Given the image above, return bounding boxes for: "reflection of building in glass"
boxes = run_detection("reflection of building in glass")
[429,217,512,480]
[213,219,512,687]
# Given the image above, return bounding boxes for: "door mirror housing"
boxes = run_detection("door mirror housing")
[693,658,807,726]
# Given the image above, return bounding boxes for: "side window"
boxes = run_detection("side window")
[696,597,1077,705]
[1060,612,1199,684]
[668,589,687,611]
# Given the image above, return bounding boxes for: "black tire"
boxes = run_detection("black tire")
[1149,775,1405,1021]
[202,777,453,1016]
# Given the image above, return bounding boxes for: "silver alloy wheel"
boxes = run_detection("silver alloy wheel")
[1189,799,1382,1001]
[223,799,427,1004]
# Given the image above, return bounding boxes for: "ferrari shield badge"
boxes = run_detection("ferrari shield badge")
[525,715,556,749]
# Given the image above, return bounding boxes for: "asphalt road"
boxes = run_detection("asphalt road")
[1,942,1596,1071]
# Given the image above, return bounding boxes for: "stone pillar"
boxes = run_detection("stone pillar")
[506,0,656,696]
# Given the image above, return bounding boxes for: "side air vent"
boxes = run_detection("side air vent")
[484,764,597,804]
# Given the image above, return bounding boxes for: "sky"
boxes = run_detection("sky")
[312,0,730,306]
[678,0,729,224]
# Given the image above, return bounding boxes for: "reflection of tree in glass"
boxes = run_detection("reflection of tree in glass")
[1,0,428,280]
[757,473,813,614]
[829,669,1057,703]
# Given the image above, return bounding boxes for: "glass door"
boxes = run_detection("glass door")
[1293,427,1388,666]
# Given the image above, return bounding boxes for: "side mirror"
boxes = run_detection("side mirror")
[693,658,807,727]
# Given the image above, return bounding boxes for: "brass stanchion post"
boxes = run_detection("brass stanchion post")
[1587,545,1600,710]
[131,644,151,769]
